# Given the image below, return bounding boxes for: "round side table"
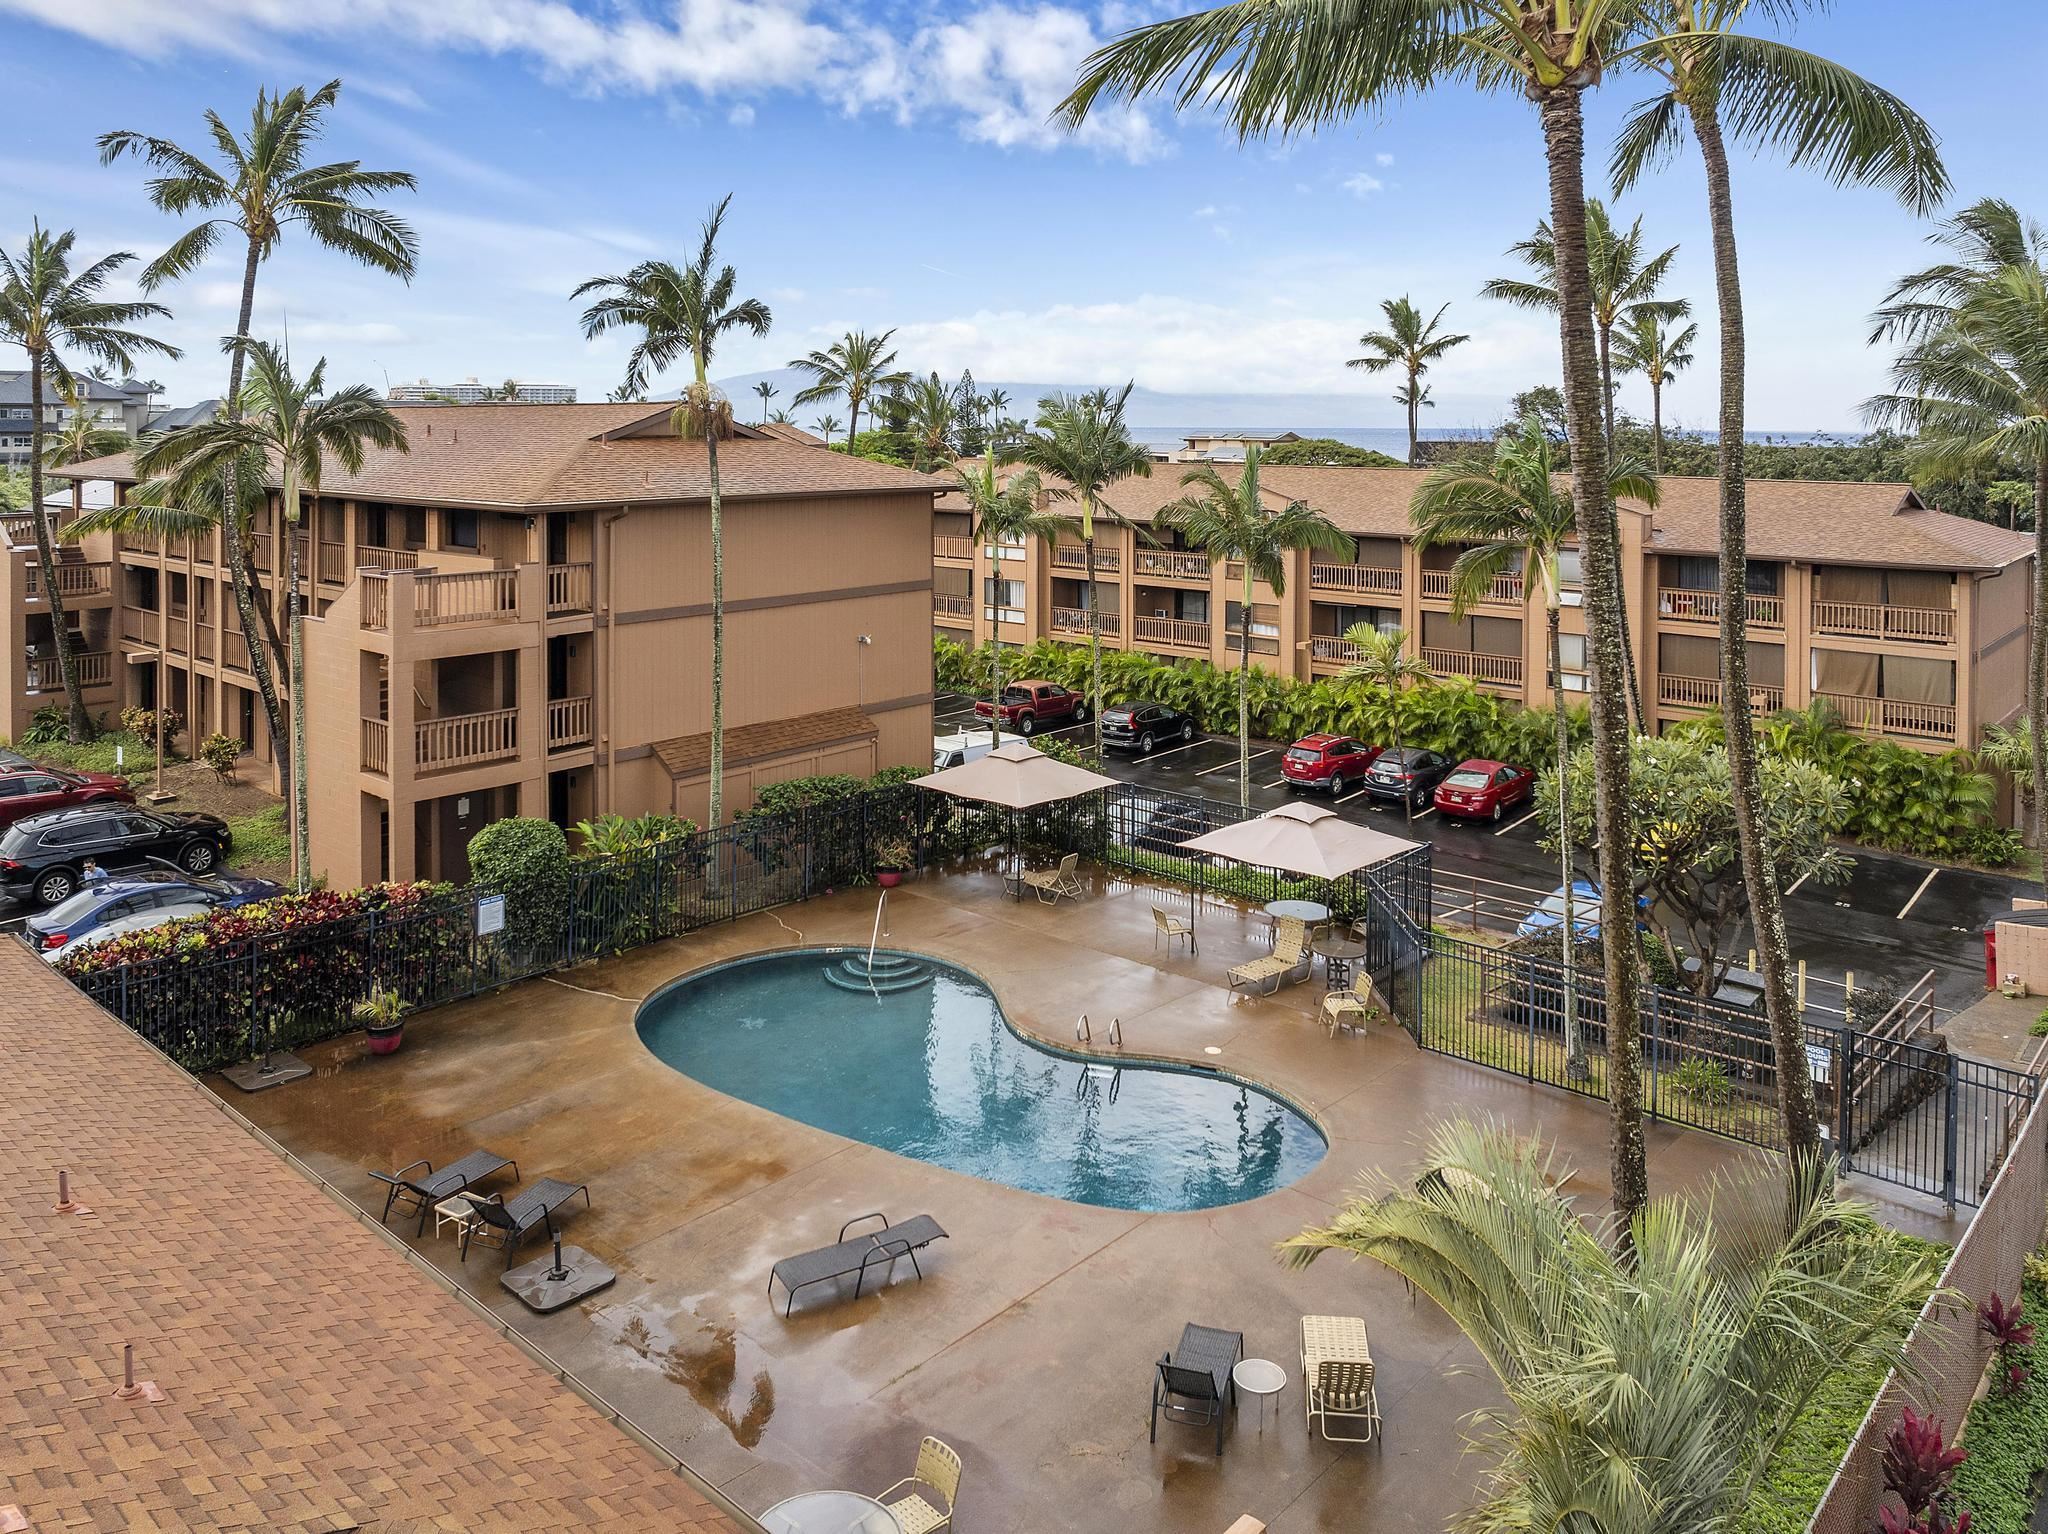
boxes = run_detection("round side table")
[1232,1357,1287,1434]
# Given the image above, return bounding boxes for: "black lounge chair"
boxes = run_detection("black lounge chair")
[458,1178,591,1268]
[1150,1322,1244,1456]
[369,1150,518,1234]
[769,1211,948,1316]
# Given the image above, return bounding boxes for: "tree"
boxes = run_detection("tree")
[1282,1121,1935,1534]
[1337,627,1434,819]
[1014,385,1154,754]
[575,194,772,834]
[1612,307,1696,472]
[0,225,179,741]
[1155,447,1348,806]
[1259,437,1404,467]
[788,330,908,445]
[811,413,842,442]
[1615,1,1947,1168]
[1981,719,2037,846]
[753,379,778,424]
[1347,297,1470,462]
[101,78,417,789]
[956,454,1062,748]
[901,371,966,471]
[1985,478,2034,529]
[127,341,406,889]
[767,406,794,424]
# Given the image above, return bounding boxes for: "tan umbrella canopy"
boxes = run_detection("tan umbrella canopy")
[1177,801,1420,880]
[912,738,1120,808]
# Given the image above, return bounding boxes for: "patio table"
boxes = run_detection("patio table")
[761,1491,904,1534]
[1232,1356,1288,1433]
[1263,899,1331,948]
[1311,933,1368,989]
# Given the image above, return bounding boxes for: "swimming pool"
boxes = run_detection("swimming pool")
[635,949,1326,1212]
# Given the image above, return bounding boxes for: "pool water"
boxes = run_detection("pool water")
[635,949,1326,1212]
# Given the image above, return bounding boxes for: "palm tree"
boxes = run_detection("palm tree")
[811,413,842,443]
[1282,1121,1935,1533]
[753,379,778,424]
[767,407,794,425]
[1014,385,1154,754]
[1613,307,1696,471]
[42,396,133,474]
[1615,0,1948,1165]
[981,387,1011,444]
[0,225,179,741]
[788,330,908,445]
[1336,627,1434,820]
[575,194,771,833]
[126,341,405,888]
[1412,413,1660,1075]
[1155,447,1348,806]
[956,454,1062,747]
[1347,297,1470,462]
[101,78,418,782]
[902,372,964,471]
[1062,1,1657,1232]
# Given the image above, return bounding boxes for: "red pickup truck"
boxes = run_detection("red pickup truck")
[972,680,1091,736]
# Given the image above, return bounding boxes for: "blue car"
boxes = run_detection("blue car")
[1516,880,1647,942]
[24,870,285,956]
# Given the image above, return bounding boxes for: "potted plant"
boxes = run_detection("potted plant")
[874,837,915,889]
[353,981,411,1056]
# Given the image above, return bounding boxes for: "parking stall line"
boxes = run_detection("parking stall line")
[1131,737,1210,763]
[1495,808,1542,838]
[1897,868,1939,920]
[1202,748,1273,775]
[1334,785,1372,804]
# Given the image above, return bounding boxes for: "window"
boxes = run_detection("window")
[444,508,479,549]
[982,575,1024,624]
[0,779,21,798]
[1555,633,1589,692]
[1557,549,1584,606]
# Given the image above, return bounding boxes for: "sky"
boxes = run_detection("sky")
[1,0,2043,433]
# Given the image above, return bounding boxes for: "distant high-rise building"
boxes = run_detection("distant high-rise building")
[387,377,576,405]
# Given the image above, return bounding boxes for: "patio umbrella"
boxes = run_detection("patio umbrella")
[913,740,1122,895]
[1174,801,1422,943]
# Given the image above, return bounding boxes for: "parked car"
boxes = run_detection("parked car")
[0,767,133,829]
[24,869,286,956]
[1362,746,1455,807]
[1515,880,1648,942]
[1280,734,1383,794]
[933,733,995,770]
[1433,758,1537,824]
[972,680,1089,736]
[1100,701,1197,753]
[0,805,234,907]
[0,746,32,772]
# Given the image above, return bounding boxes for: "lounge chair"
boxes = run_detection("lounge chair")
[1227,917,1311,997]
[1150,1321,1244,1456]
[457,1177,590,1268]
[1152,903,1197,956]
[1301,1314,1379,1443]
[369,1149,518,1235]
[1019,852,1083,905]
[769,1211,949,1316]
[878,1436,963,1534]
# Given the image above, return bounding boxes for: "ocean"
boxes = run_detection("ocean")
[1134,426,1857,457]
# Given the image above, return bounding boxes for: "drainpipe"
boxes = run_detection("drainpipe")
[599,507,628,814]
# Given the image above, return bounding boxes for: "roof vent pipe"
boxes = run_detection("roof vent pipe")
[111,1344,167,1404]
[51,1169,92,1216]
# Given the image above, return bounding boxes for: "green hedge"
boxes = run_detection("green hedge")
[467,816,571,955]
[1951,1264,2048,1532]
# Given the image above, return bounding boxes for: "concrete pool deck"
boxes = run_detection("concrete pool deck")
[213,860,1870,1533]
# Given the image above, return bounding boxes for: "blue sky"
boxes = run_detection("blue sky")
[2,0,2043,432]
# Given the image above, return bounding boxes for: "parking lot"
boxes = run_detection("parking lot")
[934,693,2022,1018]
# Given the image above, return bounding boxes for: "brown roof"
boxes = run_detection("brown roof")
[757,420,826,447]
[653,705,878,779]
[0,939,745,1534]
[54,402,944,512]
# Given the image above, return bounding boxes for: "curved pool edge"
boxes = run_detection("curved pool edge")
[633,942,1335,1158]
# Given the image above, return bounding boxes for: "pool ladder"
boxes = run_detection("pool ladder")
[1075,1013,1122,1048]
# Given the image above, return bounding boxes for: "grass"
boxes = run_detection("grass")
[5,728,169,776]
[224,804,290,875]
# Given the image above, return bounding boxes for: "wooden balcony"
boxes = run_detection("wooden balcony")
[1226,630,1280,657]
[1657,674,1785,712]
[1814,690,1957,742]
[546,561,593,616]
[360,568,522,631]
[933,593,973,622]
[933,534,976,561]
[223,628,250,674]
[548,695,594,751]
[1309,562,1403,598]
[1308,634,1362,667]
[1051,606,1119,638]
[1132,615,1211,651]
[1421,569,1523,605]
[1051,543,1119,574]
[361,717,390,774]
[1657,587,1784,627]
[25,560,113,601]
[357,544,421,571]
[317,541,345,584]
[1133,549,1213,582]
[1810,601,1955,645]
[1,510,58,548]
[1421,648,1524,688]
[24,651,113,693]
[416,706,520,772]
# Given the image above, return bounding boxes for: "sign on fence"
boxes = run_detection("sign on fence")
[474,894,505,937]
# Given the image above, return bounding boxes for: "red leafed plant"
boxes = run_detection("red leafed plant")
[1978,1291,2035,1395]
[1875,1407,1972,1534]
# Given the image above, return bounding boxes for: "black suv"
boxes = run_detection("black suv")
[1362,746,1455,808]
[0,805,233,907]
[1100,701,1198,753]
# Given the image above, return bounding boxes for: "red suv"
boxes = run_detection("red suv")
[973,680,1090,737]
[1280,734,1382,795]
[0,767,134,830]
[1433,758,1536,823]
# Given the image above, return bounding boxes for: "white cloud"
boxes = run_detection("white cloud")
[1342,171,1384,197]
[728,102,756,126]
[1192,204,1218,218]
[1374,151,1395,167]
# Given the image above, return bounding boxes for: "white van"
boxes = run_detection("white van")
[933,732,996,771]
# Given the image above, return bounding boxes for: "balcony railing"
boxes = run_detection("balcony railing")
[416,706,520,771]
[1309,562,1403,597]
[1421,648,1525,687]
[1657,674,1785,712]
[1810,601,1955,645]
[1051,606,1119,637]
[1309,634,1362,665]
[317,541,345,584]
[250,531,272,573]
[546,562,593,615]
[548,695,594,750]
[1132,615,1211,650]
[25,560,113,600]
[933,534,976,561]
[1051,543,1119,574]
[361,717,390,774]
[1226,630,1280,657]
[1657,587,1785,627]
[1814,691,1957,741]
[933,593,973,621]
[1421,569,1524,605]
[123,530,161,556]
[357,544,421,571]
[25,651,112,693]
[223,628,250,674]
[360,568,522,630]
[120,607,150,644]
[1,510,57,547]
[1133,549,1213,581]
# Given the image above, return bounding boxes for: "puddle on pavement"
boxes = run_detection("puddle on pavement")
[614,1310,776,1448]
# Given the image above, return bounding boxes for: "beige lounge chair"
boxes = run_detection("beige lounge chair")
[1228,917,1311,997]
[1301,1314,1379,1443]
[1152,903,1197,956]
[1019,852,1083,905]
[879,1435,962,1533]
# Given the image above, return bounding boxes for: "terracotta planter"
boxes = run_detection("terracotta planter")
[365,1024,404,1056]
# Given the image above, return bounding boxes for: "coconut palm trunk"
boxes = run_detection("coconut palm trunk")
[283,466,309,890]
[708,426,727,830]
[1598,321,1617,446]
[989,544,1007,749]
[223,240,291,787]
[1649,367,1666,473]
[1548,597,1585,1077]
[1541,83,1647,1233]
[1405,371,1421,463]
[1237,566,1254,809]
[1691,96,1823,1158]
[2035,451,2048,900]
[1084,504,1103,755]
[24,365,90,738]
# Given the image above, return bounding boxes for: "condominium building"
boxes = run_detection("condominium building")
[387,378,578,404]
[932,465,2034,754]
[47,403,942,885]
[0,373,155,464]
[1169,431,1302,463]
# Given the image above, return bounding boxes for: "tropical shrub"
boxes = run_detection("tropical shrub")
[573,811,694,858]
[465,816,571,955]
[1978,1291,2036,1397]
[1879,1407,1973,1534]
[1258,436,1405,467]
[1950,1265,2048,1532]
[197,731,240,783]
[119,704,183,742]
[1671,1054,1734,1106]
[20,704,69,746]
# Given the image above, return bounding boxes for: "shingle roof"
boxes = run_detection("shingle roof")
[652,705,877,779]
[0,939,746,1534]
[53,402,946,511]
[0,371,131,405]
[757,420,826,447]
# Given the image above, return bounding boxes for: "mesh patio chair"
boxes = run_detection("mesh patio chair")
[368,1149,518,1235]
[1300,1314,1379,1444]
[1150,1321,1244,1456]
[458,1177,590,1269]
[878,1436,963,1533]
[1152,904,1197,956]
[1228,917,1311,997]
[1019,852,1083,905]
